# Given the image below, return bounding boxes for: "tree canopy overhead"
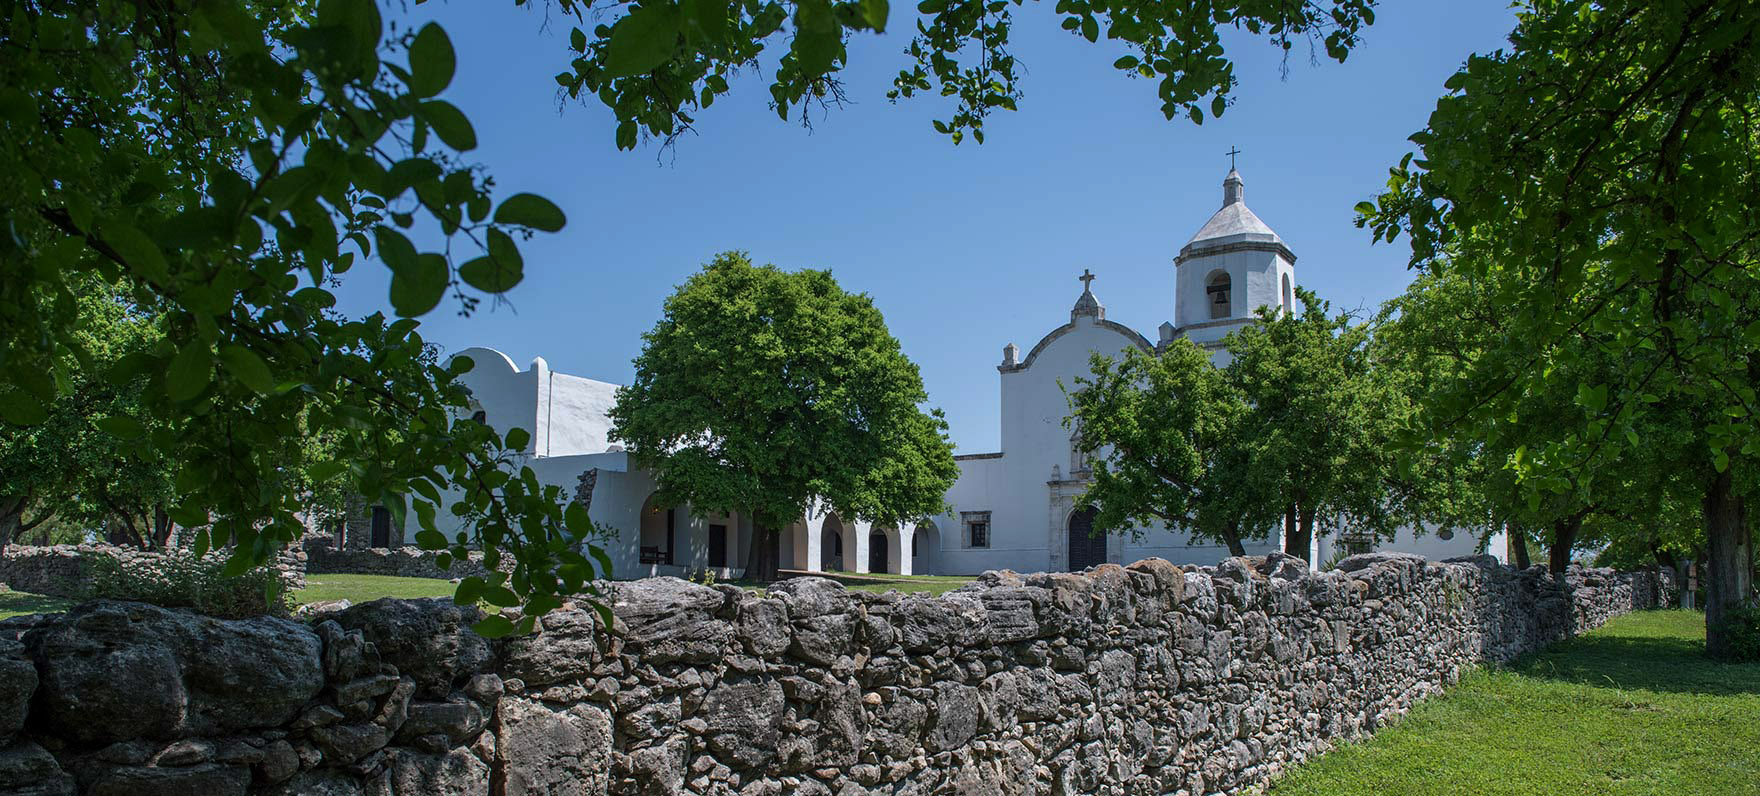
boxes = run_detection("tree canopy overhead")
[608,251,958,582]
[544,0,1378,146]
[1360,0,1758,654]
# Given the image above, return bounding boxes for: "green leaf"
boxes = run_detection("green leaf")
[471,614,516,638]
[95,416,146,439]
[565,501,590,534]
[418,100,477,151]
[454,576,487,605]
[482,585,521,607]
[603,4,681,78]
[458,255,523,293]
[860,0,889,31]
[1353,201,1376,216]
[167,344,214,402]
[0,389,49,425]
[408,23,456,98]
[389,253,450,317]
[505,427,531,451]
[1080,15,1098,43]
[682,0,730,44]
[219,345,276,394]
[493,193,566,232]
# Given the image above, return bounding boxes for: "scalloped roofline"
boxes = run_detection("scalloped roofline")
[999,318,1154,374]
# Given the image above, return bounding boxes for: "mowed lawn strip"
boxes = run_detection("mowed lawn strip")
[1265,610,1760,796]
[295,573,459,605]
[0,587,74,619]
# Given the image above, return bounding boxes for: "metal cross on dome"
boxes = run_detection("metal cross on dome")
[1078,269,1096,290]
[1226,146,1241,169]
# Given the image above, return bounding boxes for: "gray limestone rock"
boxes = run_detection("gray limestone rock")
[28,601,322,743]
[333,599,493,699]
[615,579,734,665]
[86,763,250,796]
[700,680,785,769]
[497,697,612,796]
[0,640,34,742]
[0,741,74,796]
[382,747,490,796]
[500,609,603,687]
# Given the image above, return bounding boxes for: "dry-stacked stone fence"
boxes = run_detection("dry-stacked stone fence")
[302,538,494,581]
[0,553,1673,796]
[0,544,306,598]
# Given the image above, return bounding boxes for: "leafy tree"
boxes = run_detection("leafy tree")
[546,0,1378,147]
[1359,0,1759,653]
[1067,339,1263,556]
[1225,289,1405,557]
[1071,290,1403,560]
[1374,271,1675,574]
[608,252,958,582]
[0,1,609,630]
[1,0,1379,619]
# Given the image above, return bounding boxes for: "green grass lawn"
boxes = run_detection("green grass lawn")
[293,573,459,605]
[0,588,74,619]
[1265,610,1760,796]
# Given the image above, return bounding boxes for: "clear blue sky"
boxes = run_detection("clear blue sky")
[331,2,1518,454]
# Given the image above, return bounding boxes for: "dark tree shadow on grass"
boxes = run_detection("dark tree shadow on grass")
[1516,622,1760,696]
[0,589,74,618]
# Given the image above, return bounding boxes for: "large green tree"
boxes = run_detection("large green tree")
[1225,289,1404,558]
[1066,339,1260,555]
[1,0,1377,619]
[608,252,957,582]
[1376,270,1693,575]
[1070,290,1403,560]
[1359,0,1759,654]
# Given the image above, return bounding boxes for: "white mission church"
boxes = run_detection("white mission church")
[430,168,1502,579]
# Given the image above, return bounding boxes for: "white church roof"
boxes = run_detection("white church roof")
[1178,169,1292,263]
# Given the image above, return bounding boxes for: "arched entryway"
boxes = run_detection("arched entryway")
[1067,506,1106,571]
[821,514,848,571]
[868,530,889,574]
[911,521,942,575]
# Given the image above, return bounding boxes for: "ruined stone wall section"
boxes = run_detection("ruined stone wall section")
[0,543,306,598]
[301,538,497,580]
[0,553,1674,796]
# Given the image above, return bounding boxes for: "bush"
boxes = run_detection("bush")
[87,552,292,619]
[1713,601,1760,662]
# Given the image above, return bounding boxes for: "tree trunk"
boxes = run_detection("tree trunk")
[1704,467,1755,659]
[1221,521,1246,558]
[1510,525,1532,570]
[151,505,173,549]
[0,496,24,558]
[1282,503,1312,560]
[1547,515,1581,575]
[743,524,779,583]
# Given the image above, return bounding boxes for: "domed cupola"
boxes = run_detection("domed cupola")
[1177,169,1295,265]
[1170,166,1299,345]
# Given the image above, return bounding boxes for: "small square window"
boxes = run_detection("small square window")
[961,511,992,549]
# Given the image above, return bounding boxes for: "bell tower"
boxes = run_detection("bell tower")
[1170,164,1297,353]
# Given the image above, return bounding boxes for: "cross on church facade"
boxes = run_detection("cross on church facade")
[1226,146,1241,170]
[1078,269,1095,290]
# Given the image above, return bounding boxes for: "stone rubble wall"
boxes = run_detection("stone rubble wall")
[0,553,1674,796]
[0,543,306,598]
[301,538,494,580]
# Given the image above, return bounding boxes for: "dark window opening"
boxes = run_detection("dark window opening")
[370,506,391,548]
